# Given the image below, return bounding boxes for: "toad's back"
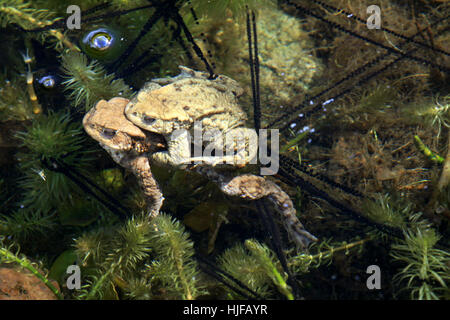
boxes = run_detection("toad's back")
[126,73,248,132]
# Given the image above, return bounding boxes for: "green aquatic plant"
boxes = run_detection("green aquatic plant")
[0,0,58,29]
[121,276,153,300]
[403,96,450,211]
[358,85,396,112]
[61,52,132,110]
[74,213,203,300]
[78,263,120,300]
[217,239,296,299]
[15,111,87,162]
[244,239,294,300]
[146,214,202,300]
[360,193,448,299]
[414,135,444,164]
[0,209,56,242]
[289,237,369,274]
[17,168,79,213]
[106,215,153,273]
[217,241,273,298]
[362,194,436,241]
[390,228,450,300]
[74,216,153,300]
[74,228,109,266]
[404,95,450,138]
[362,194,411,230]
[428,95,450,139]
[280,129,309,155]
[0,237,62,299]
[14,111,91,211]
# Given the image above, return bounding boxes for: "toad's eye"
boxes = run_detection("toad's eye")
[101,128,116,139]
[80,27,126,62]
[142,115,156,125]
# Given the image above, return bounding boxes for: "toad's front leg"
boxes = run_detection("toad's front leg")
[127,155,164,218]
[103,147,163,218]
[185,128,258,167]
[151,130,192,168]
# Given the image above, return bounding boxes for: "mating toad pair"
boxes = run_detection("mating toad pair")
[83,66,317,249]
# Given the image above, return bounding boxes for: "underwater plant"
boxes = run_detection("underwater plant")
[391,228,450,300]
[145,214,202,300]
[0,209,56,243]
[14,111,92,212]
[217,240,278,299]
[73,213,203,300]
[61,52,132,110]
[216,237,313,299]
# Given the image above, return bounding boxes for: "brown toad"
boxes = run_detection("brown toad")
[124,66,258,168]
[83,97,166,217]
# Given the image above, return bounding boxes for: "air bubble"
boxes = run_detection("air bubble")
[322,98,334,106]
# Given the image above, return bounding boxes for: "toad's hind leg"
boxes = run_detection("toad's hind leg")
[128,156,164,218]
[104,148,163,218]
[195,167,317,250]
[224,174,318,249]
